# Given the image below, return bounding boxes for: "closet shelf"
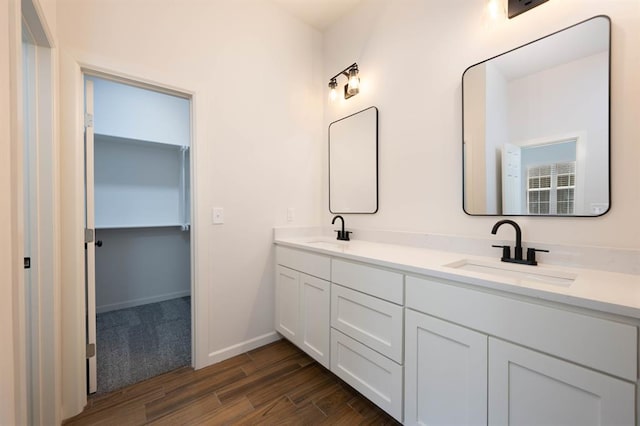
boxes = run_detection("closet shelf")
[96,223,189,230]
[94,133,189,150]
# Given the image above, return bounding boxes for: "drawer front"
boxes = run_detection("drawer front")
[331,259,403,304]
[276,246,330,280]
[331,284,404,363]
[331,329,403,422]
[406,275,638,381]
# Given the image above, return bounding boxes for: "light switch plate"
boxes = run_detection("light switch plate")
[287,208,295,222]
[212,207,224,224]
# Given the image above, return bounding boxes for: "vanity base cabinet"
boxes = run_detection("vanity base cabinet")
[275,263,330,369]
[404,309,487,426]
[488,338,635,426]
[331,329,403,422]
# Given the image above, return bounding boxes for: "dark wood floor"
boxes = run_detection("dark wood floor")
[64,339,400,425]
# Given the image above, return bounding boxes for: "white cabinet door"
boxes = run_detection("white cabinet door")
[489,338,635,426]
[404,309,487,426]
[299,273,330,368]
[275,265,300,344]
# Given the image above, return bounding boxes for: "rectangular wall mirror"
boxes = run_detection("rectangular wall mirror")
[329,106,378,214]
[462,16,610,216]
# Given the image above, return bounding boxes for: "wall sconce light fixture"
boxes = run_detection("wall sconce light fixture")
[508,0,548,19]
[328,63,360,101]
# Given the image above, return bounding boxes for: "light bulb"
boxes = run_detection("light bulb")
[487,0,503,20]
[328,79,338,101]
[329,87,337,101]
[347,67,360,95]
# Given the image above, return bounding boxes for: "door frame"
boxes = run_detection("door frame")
[19,1,58,424]
[82,70,197,394]
[59,59,202,417]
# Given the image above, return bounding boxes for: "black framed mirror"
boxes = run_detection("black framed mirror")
[462,16,610,216]
[329,106,378,214]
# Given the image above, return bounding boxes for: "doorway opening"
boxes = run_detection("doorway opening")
[83,73,193,394]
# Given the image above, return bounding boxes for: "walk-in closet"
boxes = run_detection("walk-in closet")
[85,76,192,394]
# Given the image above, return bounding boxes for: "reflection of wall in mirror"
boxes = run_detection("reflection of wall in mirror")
[463,64,487,214]
[329,108,377,213]
[485,62,509,214]
[507,51,608,215]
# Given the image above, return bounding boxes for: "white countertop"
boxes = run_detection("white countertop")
[275,236,640,320]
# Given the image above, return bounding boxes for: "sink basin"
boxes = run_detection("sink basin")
[304,240,349,250]
[445,259,576,287]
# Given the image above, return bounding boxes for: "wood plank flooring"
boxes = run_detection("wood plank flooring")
[64,339,401,425]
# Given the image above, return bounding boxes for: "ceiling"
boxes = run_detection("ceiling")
[271,0,363,30]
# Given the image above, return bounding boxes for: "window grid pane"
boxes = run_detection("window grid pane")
[527,162,575,215]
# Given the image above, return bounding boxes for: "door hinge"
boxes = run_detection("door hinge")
[24,257,31,269]
[85,228,94,244]
[86,343,96,359]
[84,113,94,128]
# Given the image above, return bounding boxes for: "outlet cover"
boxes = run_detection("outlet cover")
[508,0,549,19]
[212,207,224,224]
[287,208,295,222]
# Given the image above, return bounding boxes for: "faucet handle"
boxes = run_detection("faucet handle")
[526,248,549,265]
[492,244,511,261]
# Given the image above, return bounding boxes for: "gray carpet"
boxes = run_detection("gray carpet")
[96,296,191,394]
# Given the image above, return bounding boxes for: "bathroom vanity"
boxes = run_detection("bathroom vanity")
[274,234,638,424]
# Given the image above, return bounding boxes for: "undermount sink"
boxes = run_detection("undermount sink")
[304,239,349,250]
[445,259,576,287]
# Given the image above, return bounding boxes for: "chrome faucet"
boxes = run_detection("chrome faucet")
[332,215,351,241]
[491,219,548,266]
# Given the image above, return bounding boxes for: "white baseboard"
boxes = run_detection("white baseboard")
[205,331,281,365]
[96,290,191,313]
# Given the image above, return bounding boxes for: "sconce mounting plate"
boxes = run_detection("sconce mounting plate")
[508,0,548,19]
[344,84,356,100]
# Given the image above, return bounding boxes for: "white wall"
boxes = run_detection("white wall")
[0,0,20,423]
[94,137,186,227]
[57,0,323,417]
[91,76,191,146]
[323,0,640,249]
[485,62,509,214]
[95,228,190,313]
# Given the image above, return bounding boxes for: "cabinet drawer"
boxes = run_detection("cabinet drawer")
[406,275,638,381]
[331,284,404,363]
[331,259,403,304]
[331,329,403,422]
[276,246,330,280]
